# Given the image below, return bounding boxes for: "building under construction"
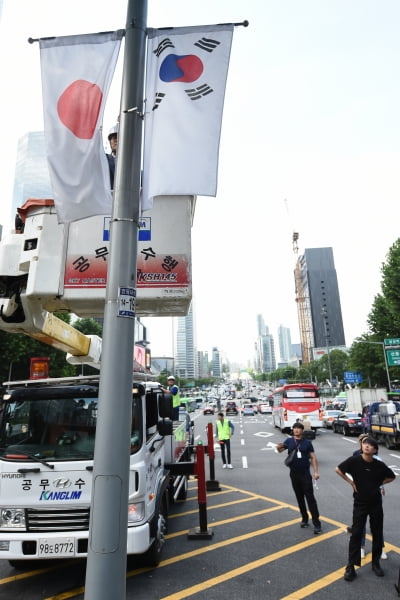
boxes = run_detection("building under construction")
[293,242,346,364]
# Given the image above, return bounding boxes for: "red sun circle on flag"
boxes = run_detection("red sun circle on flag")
[57,79,103,139]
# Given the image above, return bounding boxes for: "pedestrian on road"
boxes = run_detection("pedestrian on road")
[336,436,395,582]
[277,422,322,534]
[347,433,388,560]
[216,412,234,469]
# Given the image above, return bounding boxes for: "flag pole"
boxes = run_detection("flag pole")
[84,1,147,599]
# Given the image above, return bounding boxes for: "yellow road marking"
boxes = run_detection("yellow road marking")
[160,529,343,600]
[17,482,400,600]
[166,505,284,539]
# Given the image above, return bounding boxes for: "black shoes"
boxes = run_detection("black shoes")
[300,520,321,533]
[300,520,309,528]
[344,565,357,581]
[372,562,384,577]
[313,526,322,534]
[344,563,384,581]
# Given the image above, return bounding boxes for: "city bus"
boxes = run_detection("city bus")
[271,383,323,433]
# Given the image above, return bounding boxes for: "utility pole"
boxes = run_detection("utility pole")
[84,1,147,599]
[321,308,333,394]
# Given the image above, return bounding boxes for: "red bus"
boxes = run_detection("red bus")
[271,383,323,433]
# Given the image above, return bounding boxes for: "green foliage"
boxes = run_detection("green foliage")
[0,329,76,382]
[0,314,104,383]
[368,240,400,337]
[73,318,102,336]
[349,335,387,387]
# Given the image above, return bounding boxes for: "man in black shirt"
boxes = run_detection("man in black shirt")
[336,436,395,582]
[277,422,322,534]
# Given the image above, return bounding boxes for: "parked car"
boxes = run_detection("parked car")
[259,403,272,414]
[225,401,238,416]
[242,404,256,416]
[321,409,342,428]
[203,405,215,415]
[332,411,363,436]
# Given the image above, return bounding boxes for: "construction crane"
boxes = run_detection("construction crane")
[284,200,312,364]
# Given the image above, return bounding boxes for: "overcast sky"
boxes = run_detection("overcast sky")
[1,0,400,365]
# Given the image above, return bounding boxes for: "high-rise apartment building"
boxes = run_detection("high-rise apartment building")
[12,132,52,216]
[294,247,345,363]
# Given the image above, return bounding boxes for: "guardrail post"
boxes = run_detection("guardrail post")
[188,442,214,539]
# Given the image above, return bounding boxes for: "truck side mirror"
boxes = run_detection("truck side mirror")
[146,391,158,429]
[159,392,173,419]
[158,418,173,436]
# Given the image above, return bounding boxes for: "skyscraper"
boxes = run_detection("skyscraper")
[278,325,292,363]
[175,304,197,379]
[211,347,221,378]
[255,316,276,373]
[294,247,345,363]
[12,131,52,216]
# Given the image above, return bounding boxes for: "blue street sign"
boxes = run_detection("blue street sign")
[344,371,363,384]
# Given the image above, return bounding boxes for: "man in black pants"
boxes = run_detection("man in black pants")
[336,436,395,582]
[277,422,322,534]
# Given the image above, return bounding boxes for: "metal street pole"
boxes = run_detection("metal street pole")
[321,308,333,395]
[84,2,147,599]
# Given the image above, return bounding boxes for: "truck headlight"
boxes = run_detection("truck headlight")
[0,508,26,529]
[128,502,145,524]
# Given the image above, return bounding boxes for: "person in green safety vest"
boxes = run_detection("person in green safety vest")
[166,375,181,420]
[216,412,235,469]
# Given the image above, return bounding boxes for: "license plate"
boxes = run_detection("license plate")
[38,537,75,557]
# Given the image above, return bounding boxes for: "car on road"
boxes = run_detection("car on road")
[203,405,215,415]
[332,411,363,436]
[259,403,272,414]
[321,409,342,428]
[225,401,239,416]
[242,404,256,416]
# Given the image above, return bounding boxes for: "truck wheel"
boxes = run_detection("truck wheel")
[385,436,394,450]
[142,496,168,567]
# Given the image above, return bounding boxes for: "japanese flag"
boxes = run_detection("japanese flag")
[39,31,123,223]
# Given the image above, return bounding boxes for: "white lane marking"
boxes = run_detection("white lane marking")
[241,438,245,445]
[242,456,248,469]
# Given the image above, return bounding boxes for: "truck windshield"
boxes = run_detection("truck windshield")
[0,394,142,461]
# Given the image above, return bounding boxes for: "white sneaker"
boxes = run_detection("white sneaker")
[222,464,227,469]
[361,548,365,558]
[381,551,388,559]
[227,464,233,469]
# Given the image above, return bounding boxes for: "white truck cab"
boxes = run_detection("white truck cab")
[0,376,191,568]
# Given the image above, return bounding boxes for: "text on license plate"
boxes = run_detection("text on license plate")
[38,538,75,557]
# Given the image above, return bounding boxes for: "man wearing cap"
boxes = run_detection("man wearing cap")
[165,376,181,420]
[277,422,322,534]
[106,124,118,189]
[336,436,395,582]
